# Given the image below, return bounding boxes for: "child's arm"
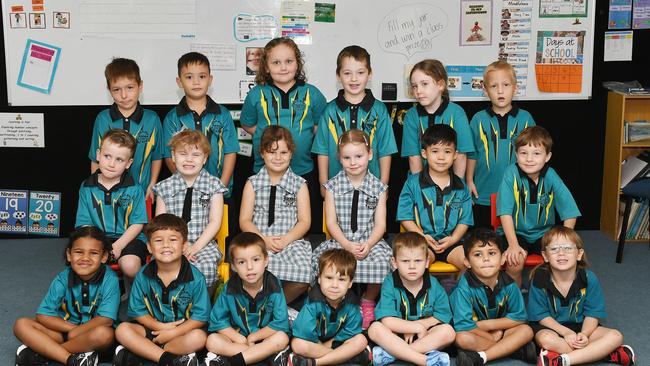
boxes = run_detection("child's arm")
[111,224,144,258]
[453,153,467,177]
[151,319,206,345]
[563,218,577,228]
[500,215,526,266]
[476,318,525,332]
[379,156,392,185]
[246,326,278,345]
[437,223,468,252]
[133,315,184,331]
[380,317,427,337]
[146,159,162,200]
[239,181,272,249]
[155,194,167,216]
[218,327,248,344]
[164,158,176,174]
[359,190,387,259]
[35,314,76,333]
[220,153,237,187]
[317,155,329,198]
[466,158,478,198]
[324,189,355,251]
[274,183,310,252]
[67,316,114,338]
[185,193,224,261]
[90,161,99,174]
[240,91,259,136]
[408,156,423,175]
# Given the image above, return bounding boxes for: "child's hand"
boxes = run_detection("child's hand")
[504,243,526,266]
[111,246,122,260]
[320,186,327,199]
[354,242,371,260]
[232,333,248,345]
[437,236,456,252]
[152,328,177,345]
[246,333,260,346]
[490,330,504,341]
[403,333,416,344]
[563,332,578,349]
[183,243,198,262]
[146,185,155,201]
[157,319,184,330]
[270,236,289,253]
[572,332,589,348]
[467,181,479,199]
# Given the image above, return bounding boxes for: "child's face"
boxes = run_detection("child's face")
[337,57,371,100]
[232,245,268,286]
[318,264,353,304]
[483,69,516,113]
[464,242,504,280]
[410,69,445,110]
[108,76,142,114]
[421,142,457,174]
[176,62,212,101]
[96,141,133,180]
[339,142,372,179]
[246,48,262,72]
[266,44,298,88]
[516,143,551,177]
[261,139,292,175]
[67,237,108,280]
[147,229,185,264]
[172,144,208,178]
[391,246,428,283]
[541,235,583,272]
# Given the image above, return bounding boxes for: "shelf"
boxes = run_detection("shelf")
[623,141,650,148]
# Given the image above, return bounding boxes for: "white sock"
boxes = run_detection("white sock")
[478,351,487,364]
[561,354,571,366]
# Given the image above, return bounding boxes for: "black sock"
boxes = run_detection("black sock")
[228,352,246,366]
[159,351,177,366]
[66,354,76,366]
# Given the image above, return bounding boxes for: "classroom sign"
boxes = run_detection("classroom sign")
[0,189,29,234]
[28,191,61,236]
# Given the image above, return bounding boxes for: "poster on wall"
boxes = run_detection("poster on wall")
[609,0,633,29]
[535,31,585,93]
[0,190,29,234]
[28,191,61,236]
[460,0,492,46]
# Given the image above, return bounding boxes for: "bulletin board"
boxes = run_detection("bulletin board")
[2,0,596,106]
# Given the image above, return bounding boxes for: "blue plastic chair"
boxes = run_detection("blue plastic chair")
[616,177,650,263]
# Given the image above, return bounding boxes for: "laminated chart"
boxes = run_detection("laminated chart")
[535,31,585,93]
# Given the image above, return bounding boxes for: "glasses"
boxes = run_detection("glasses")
[546,244,577,254]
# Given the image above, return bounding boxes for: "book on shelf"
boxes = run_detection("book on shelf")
[620,151,650,188]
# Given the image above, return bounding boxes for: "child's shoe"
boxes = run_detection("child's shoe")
[287,353,315,366]
[270,346,291,366]
[510,341,538,363]
[113,345,144,366]
[538,349,563,366]
[348,346,372,366]
[425,350,450,366]
[607,345,635,366]
[372,346,396,366]
[16,345,49,366]
[456,350,483,366]
[203,352,230,366]
[66,351,99,366]
[287,307,299,327]
[360,298,376,329]
[171,353,198,366]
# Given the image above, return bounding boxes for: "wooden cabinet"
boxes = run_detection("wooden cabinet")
[600,91,650,240]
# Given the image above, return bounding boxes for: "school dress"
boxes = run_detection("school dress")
[249,167,312,284]
[312,171,392,284]
[153,169,227,287]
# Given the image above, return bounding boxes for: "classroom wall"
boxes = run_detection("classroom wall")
[1,3,649,237]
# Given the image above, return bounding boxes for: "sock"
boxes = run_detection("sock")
[159,351,177,366]
[228,352,246,366]
[560,354,571,366]
[478,351,487,364]
[66,354,76,366]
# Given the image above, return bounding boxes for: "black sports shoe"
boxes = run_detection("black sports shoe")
[348,346,372,366]
[270,346,291,366]
[16,345,49,366]
[456,350,483,366]
[204,352,231,366]
[171,353,198,366]
[67,351,99,366]
[509,340,537,363]
[112,345,144,366]
[287,353,315,366]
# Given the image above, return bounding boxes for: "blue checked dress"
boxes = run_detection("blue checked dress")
[312,171,392,284]
[153,169,227,287]
[250,167,312,284]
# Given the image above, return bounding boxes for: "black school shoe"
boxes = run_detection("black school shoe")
[66,351,99,366]
[269,346,291,366]
[112,345,144,366]
[455,350,483,366]
[509,341,537,364]
[16,345,49,366]
[171,353,198,366]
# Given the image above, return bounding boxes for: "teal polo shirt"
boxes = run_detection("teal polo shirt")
[162,96,240,194]
[37,265,120,324]
[496,164,581,243]
[75,172,148,242]
[401,100,474,162]
[468,106,535,206]
[292,286,361,343]
[375,270,452,323]
[527,268,607,324]
[311,90,397,179]
[209,270,289,336]
[88,103,163,193]
[241,81,327,175]
[450,271,527,332]
[128,257,211,323]
[397,171,474,240]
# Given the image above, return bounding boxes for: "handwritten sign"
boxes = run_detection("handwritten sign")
[378,4,448,59]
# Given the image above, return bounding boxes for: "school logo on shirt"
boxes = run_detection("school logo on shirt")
[283,192,296,206]
[175,289,192,306]
[449,199,464,210]
[538,193,551,206]
[117,194,133,207]
[366,196,378,209]
[292,99,306,115]
[136,131,150,144]
[199,193,212,208]
[210,124,223,133]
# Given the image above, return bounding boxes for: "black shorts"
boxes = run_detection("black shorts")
[501,235,542,255]
[301,170,322,235]
[109,238,148,264]
[431,242,462,263]
[530,322,582,336]
[472,204,493,230]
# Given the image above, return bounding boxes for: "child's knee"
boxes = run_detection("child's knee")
[88,326,115,346]
[454,331,476,348]
[13,317,34,333]
[607,328,624,344]
[290,338,311,355]
[535,330,557,348]
[273,331,290,350]
[347,333,368,349]
[518,324,534,340]
[435,324,456,343]
[119,258,141,277]
[184,329,207,348]
[205,333,225,351]
[367,321,385,341]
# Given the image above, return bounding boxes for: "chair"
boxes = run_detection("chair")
[399,225,460,275]
[216,204,230,281]
[616,178,650,263]
[109,196,153,275]
[490,193,543,267]
[323,206,330,240]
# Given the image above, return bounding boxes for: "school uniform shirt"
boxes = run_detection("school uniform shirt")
[37,265,120,324]
[401,100,474,161]
[397,170,474,240]
[311,90,397,179]
[88,103,164,193]
[292,286,362,343]
[162,96,240,194]
[496,163,581,243]
[153,169,228,287]
[241,81,327,175]
[75,171,148,242]
[527,267,607,324]
[249,167,312,284]
[209,270,290,336]
[127,257,211,323]
[450,271,527,332]
[312,171,392,284]
[467,106,535,206]
[374,270,452,324]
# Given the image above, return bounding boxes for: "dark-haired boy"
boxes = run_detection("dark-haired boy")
[290,248,370,366]
[397,124,473,271]
[114,213,211,366]
[89,57,163,199]
[450,228,535,366]
[76,129,148,283]
[163,52,239,195]
[205,232,290,366]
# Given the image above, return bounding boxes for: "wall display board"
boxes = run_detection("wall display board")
[2,0,596,105]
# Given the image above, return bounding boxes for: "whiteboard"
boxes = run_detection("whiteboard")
[2,0,596,106]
